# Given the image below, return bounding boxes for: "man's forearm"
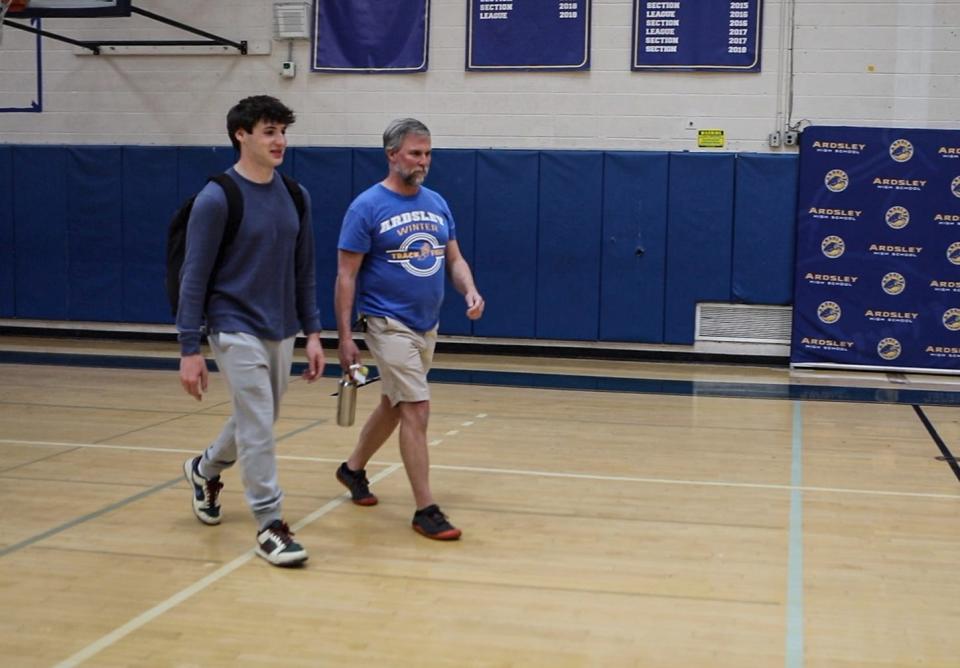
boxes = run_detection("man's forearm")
[448,257,478,296]
[334,274,357,340]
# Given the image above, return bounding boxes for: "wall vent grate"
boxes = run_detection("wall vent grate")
[696,303,792,344]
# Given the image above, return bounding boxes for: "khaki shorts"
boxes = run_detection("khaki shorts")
[363,315,437,406]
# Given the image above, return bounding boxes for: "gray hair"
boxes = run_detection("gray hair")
[383,118,430,153]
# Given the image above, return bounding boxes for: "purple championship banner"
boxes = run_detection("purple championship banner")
[466,1,591,71]
[791,126,960,374]
[312,0,430,73]
[631,0,761,72]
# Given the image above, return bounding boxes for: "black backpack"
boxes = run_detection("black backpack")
[165,172,307,316]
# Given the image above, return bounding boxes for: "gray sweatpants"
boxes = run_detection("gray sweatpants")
[198,331,295,530]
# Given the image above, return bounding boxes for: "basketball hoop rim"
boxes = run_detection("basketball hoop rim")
[1,0,30,21]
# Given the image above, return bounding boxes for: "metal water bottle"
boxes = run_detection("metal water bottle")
[336,364,366,427]
[336,376,357,427]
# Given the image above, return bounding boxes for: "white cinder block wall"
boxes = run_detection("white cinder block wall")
[0,0,957,150]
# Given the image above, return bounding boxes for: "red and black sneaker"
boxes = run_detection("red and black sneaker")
[336,462,378,506]
[412,504,462,541]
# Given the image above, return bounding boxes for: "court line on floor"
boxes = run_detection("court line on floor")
[50,413,485,665]
[6,349,960,406]
[426,463,960,500]
[2,437,957,501]
[913,405,960,483]
[0,477,183,558]
[0,444,84,475]
[785,402,804,668]
[51,464,404,668]
[303,566,781,607]
[0,398,234,475]
[0,406,348,556]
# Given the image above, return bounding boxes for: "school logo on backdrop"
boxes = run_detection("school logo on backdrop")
[952,176,960,198]
[943,308,960,331]
[800,337,854,351]
[804,272,858,287]
[825,169,849,192]
[821,235,845,258]
[809,207,862,222]
[935,213,960,226]
[877,338,902,361]
[869,243,922,258]
[885,206,910,229]
[817,301,841,324]
[866,309,918,324]
[948,242,960,265]
[813,141,866,155]
[889,139,914,162]
[873,177,927,191]
[386,233,446,277]
[881,272,906,295]
[930,278,960,293]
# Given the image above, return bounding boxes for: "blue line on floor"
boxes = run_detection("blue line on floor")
[3,350,960,406]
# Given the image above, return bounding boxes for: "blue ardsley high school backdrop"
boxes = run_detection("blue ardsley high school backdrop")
[0,146,798,345]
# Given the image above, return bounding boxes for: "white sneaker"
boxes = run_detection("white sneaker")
[256,520,308,567]
[183,456,222,525]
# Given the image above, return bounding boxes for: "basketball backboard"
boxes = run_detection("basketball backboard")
[7,0,131,18]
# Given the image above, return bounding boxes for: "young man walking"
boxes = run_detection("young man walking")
[334,118,484,540]
[177,95,324,566]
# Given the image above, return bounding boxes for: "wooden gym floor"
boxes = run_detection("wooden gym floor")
[1,335,958,667]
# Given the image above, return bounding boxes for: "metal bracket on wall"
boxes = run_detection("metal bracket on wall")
[2,5,248,55]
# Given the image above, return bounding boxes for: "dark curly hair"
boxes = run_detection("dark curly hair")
[226,95,296,151]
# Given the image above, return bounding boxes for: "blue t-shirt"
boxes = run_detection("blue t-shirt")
[339,183,456,332]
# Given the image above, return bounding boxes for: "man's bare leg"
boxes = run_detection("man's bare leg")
[397,400,433,509]
[347,394,399,471]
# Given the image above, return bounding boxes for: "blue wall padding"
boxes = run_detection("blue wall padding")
[429,149,477,336]
[3,145,802,347]
[14,146,69,318]
[123,147,178,322]
[66,148,124,320]
[732,154,798,305]
[293,148,353,329]
[664,153,736,344]
[176,147,235,200]
[472,150,540,338]
[536,151,603,340]
[600,152,670,342]
[351,148,385,197]
[0,146,13,316]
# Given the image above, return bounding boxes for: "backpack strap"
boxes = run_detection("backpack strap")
[280,173,306,221]
[209,173,244,246]
[197,173,244,311]
[280,172,308,244]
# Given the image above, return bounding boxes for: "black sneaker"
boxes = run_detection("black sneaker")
[412,504,462,541]
[183,456,223,525]
[255,520,308,567]
[336,462,378,506]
